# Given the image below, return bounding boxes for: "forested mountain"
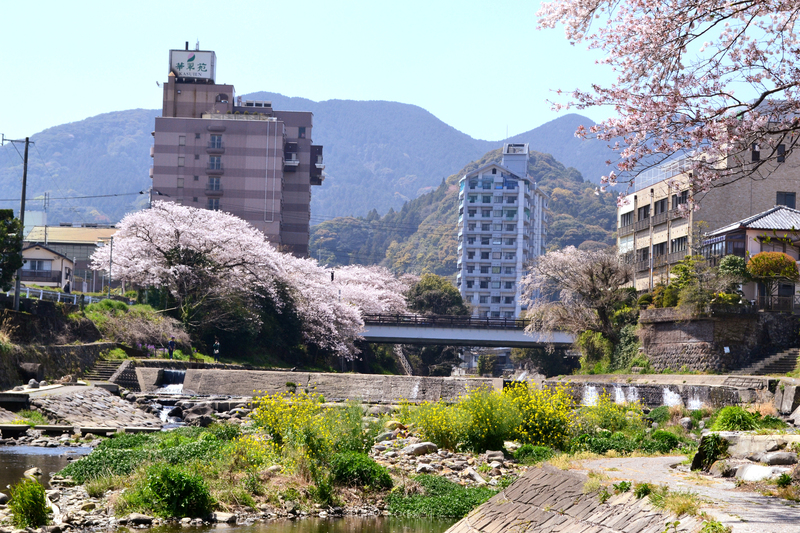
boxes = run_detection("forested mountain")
[309,148,618,277]
[0,93,612,225]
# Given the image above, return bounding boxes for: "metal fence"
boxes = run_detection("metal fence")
[363,314,533,330]
[6,288,116,306]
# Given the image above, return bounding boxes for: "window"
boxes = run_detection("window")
[654,198,668,215]
[194,154,200,160]
[193,197,198,202]
[492,252,502,259]
[504,296,514,304]
[469,180,477,189]
[481,223,491,231]
[468,209,476,217]
[195,133,201,140]
[504,311,514,318]
[672,191,688,209]
[210,135,222,149]
[467,237,475,245]
[481,236,490,245]
[177,178,184,188]
[492,282,501,290]
[492,266,501,274]
[637,205,650,220]
[480,266,490,274]
[479,296,488,303]
[207,198,220,210]
[493,223,502,231]
[479,279,489,287]
[193,175,199,181]
[752,143,760,162]
[492,296,501,303]
[177,156,185,167]
[505,238,516,245]
[777,191,796,209]
[468,223,476,231]
[482,209,491,218]
[299,126,306,139]
[506,196,517,203]
[467,251,475,259]
[491,311,501,317]
[504,267,515,274]
[504,281,514,289]
[491,168,497,174]
[620,212,634,226]
[466,280,474,288]
[636,247,649,262]
[493,210,503,217]
[492,237,502,245]
[505,224,516,232]
[482,195,491,203]
[179,135,186,146]
[482,180,491,189]
[778,144,786,163]
[208,156,221,170]
[670,236,687,253]
[481,252,490,259]
[495,182,503,189]
[505,252,516,260]
[505,209,517,219]
[208,177,220,191]
[494,196,503,203]
[24,259,51,271]
[468,195,477,203]
[653,242,667,257]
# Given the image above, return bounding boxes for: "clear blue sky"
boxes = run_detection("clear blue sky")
[1,0,613,141]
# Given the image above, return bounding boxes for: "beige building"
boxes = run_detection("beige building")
[151,45,324,257]
[20,244,74,290]
[618,148,800,291]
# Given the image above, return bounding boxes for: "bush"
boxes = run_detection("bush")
[711,406,757,431]
[651,430,679,450]
[777,473,793,488]
[387,475,497,518]
[633,482,653,498]
[506,383,575,450]
[637,293,653,309]
[329,452,392,490]
[142,463,214,518]
[8,478,48,527]
[477,353,497,376]
[648,406,671,424]
[60,448,149,482]
[513,445,554,464]
[12,410,48,426]
[574,392,643,435]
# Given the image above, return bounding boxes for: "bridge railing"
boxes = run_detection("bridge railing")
[362,314,535,330]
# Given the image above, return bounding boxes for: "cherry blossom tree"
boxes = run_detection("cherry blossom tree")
[538,0,800,202]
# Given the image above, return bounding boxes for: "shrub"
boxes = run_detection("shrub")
[12,410,48,426]
[142,463,214,518]
[458,386,519,452]
[329,452,392,490]
[651,430,679,450]
[613,480,631,493]
[701,520,732,533]
[513,444,554,464]
[633,482,652,498]
[711,406,757,431]
[777,473,792,488]
[637,293,653,309]
[506,383,575,450]
[8,478,48,527]
[60,448,149,482]
[697,433,729,470]
[575,392,643,435]
[648,406,671,424]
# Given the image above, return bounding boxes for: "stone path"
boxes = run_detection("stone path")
[29,386,161,428]
[581,456,800,533]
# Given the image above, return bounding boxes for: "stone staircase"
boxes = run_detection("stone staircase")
[733,348,800,376]
[83,360,123,382]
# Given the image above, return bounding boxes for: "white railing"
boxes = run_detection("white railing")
[6,288,112,305]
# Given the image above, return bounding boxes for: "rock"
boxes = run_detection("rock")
[12,386,23,391]
[679,417,693,430]
[27,379,40,389]
[735,464,784,482]
[461,467,487,485]
[400,442,438,456]
[698,420,705,430]
[128,513,153,525]
[759,452,798,465]
[80,502,96,511]
[781,385,800,415]
[167,406,183,417]
[489,461,503,469]
[24,467,42,477]
[709,461,737,478]
[375,431,395,442]
[485,450,505,461]
[181,517,192,524]
[267,465,282,474]
[212,512,236,523]
[39,381,48,387]
[651,422,659,429]
[385,420,405,431]
[187,414,215,427]
[416,463,436,474]
[383,451,398,458]
[0,492,7,504]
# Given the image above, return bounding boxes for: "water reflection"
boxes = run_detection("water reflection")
[145,518,453,533]
[0,446,91,489]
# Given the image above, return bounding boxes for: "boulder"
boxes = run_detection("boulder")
[761,452,797,465]
[167,406,183,418]
[212,512,236,523]
[24,467,42,478]
[708,461,737,478]
[461,467,487,485]
[781,385,800,415]
[679,417,693,430]
[187,414,215,427]
[19,363,43,382]
[0,492,7,504]
[416,463,436,474]
[485,450,505,461]
[128,513,153,525]
[400,442,438,456]
[735,464,785,482]
[27,379,40,389]
[385,420,405,431]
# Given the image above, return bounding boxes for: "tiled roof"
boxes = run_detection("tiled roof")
[707,205,800,236]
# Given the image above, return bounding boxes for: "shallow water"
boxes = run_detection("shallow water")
[0,445,91,489]
[144,517,454,533]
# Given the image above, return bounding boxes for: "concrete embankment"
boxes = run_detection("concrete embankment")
[446,465,702,533]
[0,342,118,391]
[135,367,500,403]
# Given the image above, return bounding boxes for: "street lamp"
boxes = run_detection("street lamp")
[96,236,114,298]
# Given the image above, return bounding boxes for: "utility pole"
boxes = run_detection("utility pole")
[1,136,30,312]
[108,236,113,298]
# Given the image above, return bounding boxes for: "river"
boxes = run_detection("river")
[0,447,454,533]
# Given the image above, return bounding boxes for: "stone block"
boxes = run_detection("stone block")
[18,363,43,382]
[774,386,785,410]
[780,385,800,415]
[735,464,786,482]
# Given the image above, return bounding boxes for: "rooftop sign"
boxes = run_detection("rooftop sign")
[169,50,216,82]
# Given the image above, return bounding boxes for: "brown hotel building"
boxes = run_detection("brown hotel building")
[151,47,324,256]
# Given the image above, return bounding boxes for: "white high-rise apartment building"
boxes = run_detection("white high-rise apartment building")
[456,144,549,318]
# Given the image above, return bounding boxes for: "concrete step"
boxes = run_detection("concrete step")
[734,348,800,376]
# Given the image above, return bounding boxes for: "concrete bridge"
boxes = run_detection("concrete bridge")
[361,314,575,348]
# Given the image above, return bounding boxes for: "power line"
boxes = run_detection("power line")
[0,192,144,202]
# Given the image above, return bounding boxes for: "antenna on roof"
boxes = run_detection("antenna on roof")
[196,39,200,51]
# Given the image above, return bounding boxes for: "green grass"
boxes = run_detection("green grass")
[12,410,48,426]
[386,475,498,518]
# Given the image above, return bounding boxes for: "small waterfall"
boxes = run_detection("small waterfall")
[410,379,420,400]
[158,370,186,394]
[662,387,683,407]
[687,387,703,410]
[626,386,639,403]
[582,385,598,406]
[614,386,626,404]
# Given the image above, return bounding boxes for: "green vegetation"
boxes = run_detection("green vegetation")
[0,210,22,291]
[329,452,392,490]
[711,406,758,431]
[386,475,497,518]
[8,478,49,527]
[405,273,468,315]
[701,520,732,533]
[120,463,213,518]
[513,444,554,464]
[12,410,48,426]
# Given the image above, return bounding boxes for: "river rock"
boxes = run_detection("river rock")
[128,513,153,525]
[267,465,282,474]
[461,467,487,485]
[187,414,215,427]
[28,379,40,389]
[735,464,786,482]
[485,450,504,461]
[24,467,42,477]
[679,417,693,430]
[0,492,7,504]
[709,461,737,478]
[212,512,237,523]
[758,451,797,465]
[401,442,437,456]
[385,420,405,431]
[167,406,183,417]
[416,463,436,474]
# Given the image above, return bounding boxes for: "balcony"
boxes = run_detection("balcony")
[634,218,650,232]
[618,224,634,237]
[635,260,649,272]
[206,141,225,154]
[205,184,223,197]
[668,208,683,220]
[20,270,62,284]
[652,211,668,226]
[206,162,224,175]
[668,251,688,264]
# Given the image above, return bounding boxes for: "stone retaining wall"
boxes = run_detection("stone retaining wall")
[446,465,701,533]
[135,368,499,403]
[0,342,118,390]
[30,387,161,427]
[639,308,799,372]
